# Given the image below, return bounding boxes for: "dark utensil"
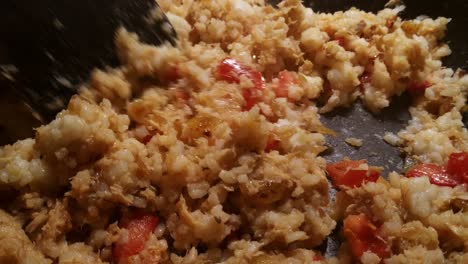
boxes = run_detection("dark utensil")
[0,0,176,121]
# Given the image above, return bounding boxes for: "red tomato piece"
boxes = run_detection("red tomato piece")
[245,70,264,92]
[242,88,260,111]
[408,80,431,93]
[335,37,346,47]
[217,58,243,83]
[447,152,468,183]
[406,163,460,187]
[217,58,265,110]
[343,214,388,259]
[141,134,153,144]
[164,65,180,82]
[326,160,365,176]
[342,169,380,187]
[274,70,298,98]
[312,254,325,261]
[326,160,379,189]
[175,89,190,102]
[264,137,280,152]
[113,213,159,262]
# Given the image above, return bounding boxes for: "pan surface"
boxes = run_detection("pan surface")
[278,0,468,175]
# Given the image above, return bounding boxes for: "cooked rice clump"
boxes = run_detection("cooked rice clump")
[0,0,466,263]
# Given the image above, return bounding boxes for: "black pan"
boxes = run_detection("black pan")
[298,0,468,175]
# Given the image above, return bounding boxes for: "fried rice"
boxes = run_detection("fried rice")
[0,0,467,263]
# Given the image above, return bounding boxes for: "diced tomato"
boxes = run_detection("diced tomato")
[342,169,379,186]
[327,160,366,178]
[408,80,431,93]
[312,254,325,261]
[335,37,346,47]
[217,58,243,83]
[447,152,468,183]
[265,137,280,152]
[242,90,262,110]
[245,70,264,92]
[113,213,159,262]
[175,89,190,102]
[242,88,261,111]
[343,214,388,259]
[406,151,468,187]
[326,160,380,189]
[217,58,265,110]
[274,70,298,98]
[406,163,461,187]
[141,134,153,144]
[164,65,180,82]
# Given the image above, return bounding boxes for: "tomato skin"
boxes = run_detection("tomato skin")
[326,160,365,178]
[217,58,265,110]
[408,80,431,93]
[342,169,380,187]
[326,160,379,189]
[141,134,153,144]
[242,88,260,111]
[164,65,180,82]
[406,163,460,187]
[217,58,244,83]
[343,214,388,259]
[447,152,468,183]
[335,37,346,47]
[274,70,298,98]
[174,89,190,102]
[264,137,280,152]
[113,213,159,262]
